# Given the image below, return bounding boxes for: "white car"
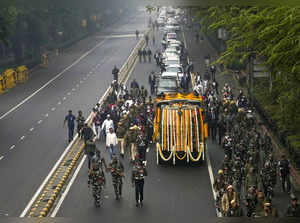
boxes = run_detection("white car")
[162,48,179,58]
[161,64,184,83]
[162,55,181,67]
[166,32,177,42]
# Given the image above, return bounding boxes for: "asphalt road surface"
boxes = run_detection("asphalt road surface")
[0,10,148,217]
[55,27,216,220]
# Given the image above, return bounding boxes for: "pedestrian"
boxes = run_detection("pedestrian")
[132,159,148,207]
[64,110,76,142]
[88,158,106,207]
[195,32,199,43]
[106,127,117,161]
[125,123,139,162]
[101,114,114,137]
[138,48,142,62]
[130,78,139,89]
[85,138,97,169]
[148,72,155,95]
[210,65,216,80]
[152,35,155,45]
[217,118,226,145]
[136,132,147,161]
[81,123,95,144]
[142,48,147,62]
[76,110,85,139]
[108,155,124,200]
[92,111,102,140]
[285,196,300,217]
[135,30,139,39]
[116,121,126,158]
[147,48,152,63]
[112,65,119,82]
[278,154,291,193]
[221,185,237,216]
[145,34,149,46]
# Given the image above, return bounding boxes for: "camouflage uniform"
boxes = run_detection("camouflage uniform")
[88,165,105,207]
[108,158,124,200]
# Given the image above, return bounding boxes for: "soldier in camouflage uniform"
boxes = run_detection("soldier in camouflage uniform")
[244,186,257,217]
[108,156,124,200]
[88,158,106,207]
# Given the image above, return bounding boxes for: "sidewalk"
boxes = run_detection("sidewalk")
[183,27,300,215]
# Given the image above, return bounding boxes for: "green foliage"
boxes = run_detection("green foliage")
[197,5,300,155]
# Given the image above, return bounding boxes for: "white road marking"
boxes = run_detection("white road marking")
[63,97,66,101]
[89,71,93,74]
[45,113,49,117]
[19,132,80,217]
[9,145,15,150]
[67,92,71,96]
[51,155,86,217]
[20,136,25,141]
[72,88,76,91]
[0,156,4,161]
[58,101,62,105]
[0,39,107,121]
[206,145,222,217]
[51,107,56,111]
[29,127,34,132]
[38,120,42,124]
[146,147,150,153]
[22,32,140,217]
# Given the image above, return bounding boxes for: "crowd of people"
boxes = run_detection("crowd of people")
[196,75,300,217]
[64,66,155,207]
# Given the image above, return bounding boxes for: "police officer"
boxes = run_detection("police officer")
[64,110,76,142]
[244,186,257,217]
[125,123,139,162]
[108,155,124,200]
[285,196,300,217]
[278,154,291,193]
[116,121,126,158]
[140,86,148,101]
[132,159,148,207]
[88,158,106,207]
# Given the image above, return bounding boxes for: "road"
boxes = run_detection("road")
[53,26,217,221]
[0,10,148,217]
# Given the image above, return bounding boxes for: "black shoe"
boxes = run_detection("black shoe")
[136,203,139,207]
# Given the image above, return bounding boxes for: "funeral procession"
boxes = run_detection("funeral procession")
[0,0,300,222]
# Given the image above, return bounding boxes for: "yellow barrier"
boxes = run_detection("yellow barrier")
[0,74,5,94]
[4,69,16,89]
[16,65,29,83]
[41,53,48,66]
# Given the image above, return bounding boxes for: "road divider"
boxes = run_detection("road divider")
[20,28,152,218]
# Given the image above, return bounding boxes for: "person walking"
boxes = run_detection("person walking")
[132,159,148,207]
[135,30,139,39]
[106,127,117,161]
[152,35,155,45]
[108,155,124,200]
[64,110,76,142]
[147,48,152,63]
[101,114,114,137]
[278,154,291,193]
[116,121,126,158]
[76,110,85,139]
[81,123,95,144]
[92,111,102,140]
[145,34,149,46]
[138,48,142,62]
[85,138,97,169]
[112,65,119,82]
[142,48,147,63]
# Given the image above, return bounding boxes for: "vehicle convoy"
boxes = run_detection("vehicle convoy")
[153,93,208,165]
